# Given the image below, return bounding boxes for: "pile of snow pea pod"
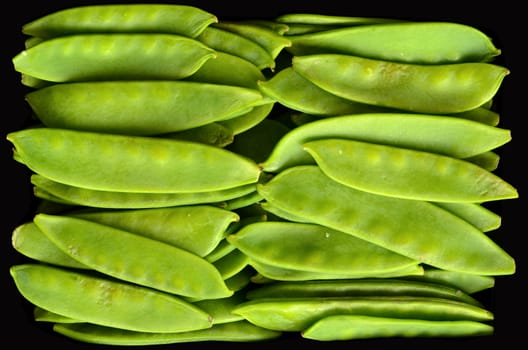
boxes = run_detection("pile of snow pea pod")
[8,3,519,345]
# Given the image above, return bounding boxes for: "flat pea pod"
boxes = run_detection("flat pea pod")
[224,266,255,292]
[11,221,89,269]
[34,214,233,299]
[31,174,257,209]
[193,291,246,324]
[9,128,261,193]
[219,103,275,135]
[12,34,216,82]
[227,221,417,275]
[25,81,266,135]
[261,113,511,172]
[232,296,493,332]
[257,166,516,275]
[302,315,493,340]
[292,54,509,114]
[69,206,239,257]
[22,4,217,39]
[287,22,500,63]
[53,321,281,345]
[34,306,80,324]
[404,268,495,294]
[161,122,234,148]
[212,249,250,280]
[303,138,518,202]
[10,264,213,333]
[433,202,501,232]
[276,13,402,26]
[465,151,500,171]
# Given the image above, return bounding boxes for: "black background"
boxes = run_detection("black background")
[3,1,526,349]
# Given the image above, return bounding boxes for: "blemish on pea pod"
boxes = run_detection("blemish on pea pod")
[10,264,213,333]
[301,315,493,340]
[161,122,235,148]
[21,4,218,39]
[34,214,233,299]
[257,166,515,275]
[292,54,509,114]
[303,138,518,202]
[25,81,267,135]
[8,128,261,193]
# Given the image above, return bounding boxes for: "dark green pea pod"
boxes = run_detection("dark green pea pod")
[22,4,218,38]
[464,151,500,171]
[10,264,213,333]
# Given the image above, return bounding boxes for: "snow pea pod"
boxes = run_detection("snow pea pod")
[287,22,500,63]
[404,268,495,294]
[232,296,493,332]
[303,138,518,202]
[34,214,233,299]
[162,122,234,148]
[25,81,266,135]
[302,315,493,340]
[212,249,250,280]
[10,264,213,333]
[31,174,257,209]
[292,54,509,114]
[69,206,239,257]
[219,103,275,135]
[261,113,511,172]
[34,306,80,324]
[433,202,501,232]
[193,291,246,324]
[276,13,402,26]
[257,166,515,275]
[13,34,216,82]
[22,4,217,38]
[465,151,500,171]
[8,128,261,193]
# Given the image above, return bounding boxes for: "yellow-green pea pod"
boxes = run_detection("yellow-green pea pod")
[224,266,255,292]
[465,151,500,171]
[34,214,233,299]
[193,291,246,324]
[53,320,281,345]
[228,221,417,275]
[232,296,493,332]
[24,36,44,49]
[22,4,217,39]
[257,166,516,275]
[451,106,500,126]
[260,202,313,223]
[205,239,237,263]
[219,103,275,135]
[213,21,292,59]
[10,264,213,333]
[11,221,89,269]
[25,81,266,135]
[261,113,512,172]
[13,34,216,83]
[223,191,264,211]
[293,54,509,114]
[69,206,239,257]
[213,249,250,280]
[196,27,275,70]
[34,306,80,324]
[302,315,493,340]
[433,202,501,232]
[404,267,495,294]
[276,13,402,26]
[303,138,518,202]
[241,20,290,35]
[9,128,261,194]
[161,122,235,148]
[31,174,257,209]
[287,22,500,63]
[20,74,52,89]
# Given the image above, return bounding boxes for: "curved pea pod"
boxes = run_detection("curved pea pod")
[12,34,216,83]
[212,249,250,280]
[303,138,518,202]
[25,81,266,135]
[276,13,402,26]
[53,321,281,345]
[302,315,493,340]
[193,291,246,324]
[292,54,509,114]
[34,306,80,324]
[219,103,275,135]
[257,166,516,275]
[227,221,417,275]
[224,266,255,292]
[465,151,500,171]
[9,128,261,193]
[196,27,275,70]
[452,106,500,126]
[11,222,89,269]
[10,264,213,333]
[232,296,493,332]
[433,202,501,232]
[222,191,264,211]
[34,214,233,299]
[22,4,217,39]
[69,206,239,257]
[261,113,511,172]
[287,22,500,63]
[162,122,235,148]
[404,268,495,294]
[31,174,257,209]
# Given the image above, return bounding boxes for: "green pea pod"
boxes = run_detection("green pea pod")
[302,315,493,340]
[212,249,250,280]
[303,138,518,202]
[287,22,500,63]
[31,174,257,209]
[25,81,266,135]
[293,54,509,114]
[161,122,235,148]
[224,266,255,292]
[464,151,500,171]
[69,206,239,257]
[8,128,261,193]
[34,306,80,324]
[276,13,402,26]
[403,268,495,294]
[34,214,233,299]
[53,321,282,345]
[433,202,501,232]
[13,34,216,82]
[193,291,246,324]
[257,166,515,275]
[10,264,213,333]
[219,103,275,135]
[22,4,218,38]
